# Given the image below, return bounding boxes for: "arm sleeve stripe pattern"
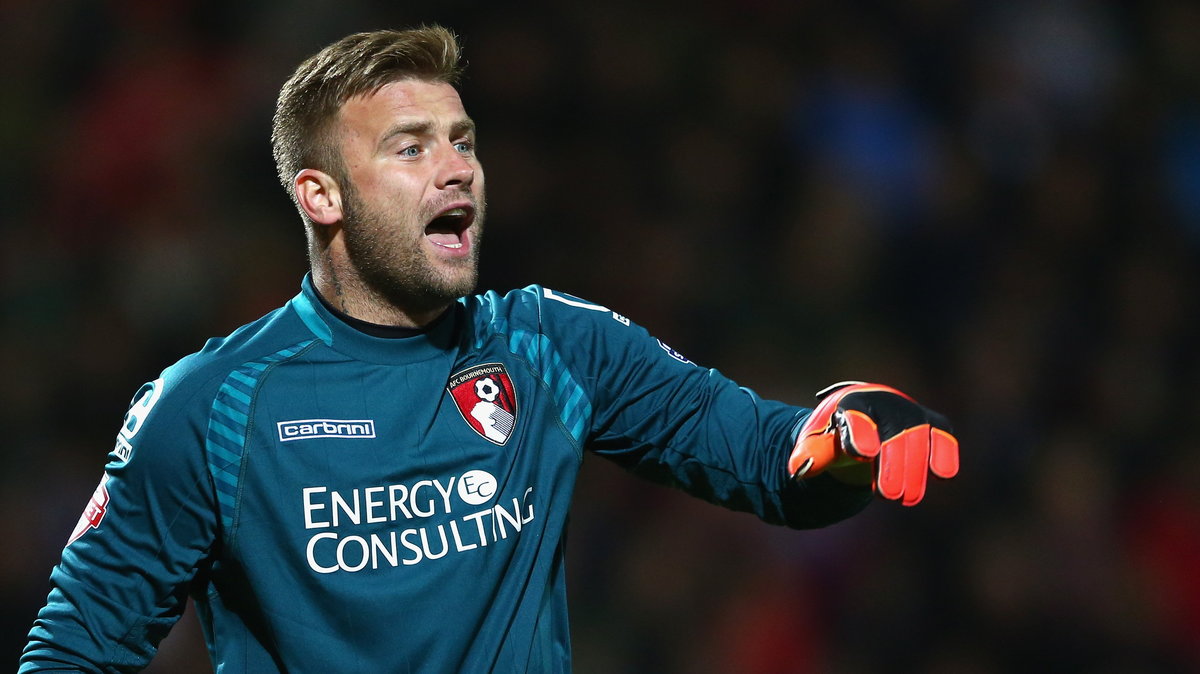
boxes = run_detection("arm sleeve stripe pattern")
[209,418,246,447]
[221,378,254,407]
[479,316,592,453]
[512,330,591,451]
[205,341,316,540]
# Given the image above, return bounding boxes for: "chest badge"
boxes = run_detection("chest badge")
[447,363,519,445]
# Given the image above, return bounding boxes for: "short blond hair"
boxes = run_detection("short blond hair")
[271,26,464,212]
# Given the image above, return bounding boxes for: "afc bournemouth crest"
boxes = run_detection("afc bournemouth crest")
[447,363,518,445]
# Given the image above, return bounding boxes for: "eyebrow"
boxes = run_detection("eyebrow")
[376,118,477,152]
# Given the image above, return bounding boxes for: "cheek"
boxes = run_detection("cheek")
[358,170,427,211]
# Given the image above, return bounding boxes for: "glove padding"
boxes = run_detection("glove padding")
[787,382,959,506]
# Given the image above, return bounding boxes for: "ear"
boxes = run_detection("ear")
[294,169,344,225]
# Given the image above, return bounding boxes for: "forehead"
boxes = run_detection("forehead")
[337,79,469,139]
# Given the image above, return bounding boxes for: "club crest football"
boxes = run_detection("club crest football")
[447,363,518,445]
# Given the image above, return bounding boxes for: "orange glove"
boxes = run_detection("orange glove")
[787,382,959,506]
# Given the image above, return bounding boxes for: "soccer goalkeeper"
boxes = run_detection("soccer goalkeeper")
[21,26,958,672]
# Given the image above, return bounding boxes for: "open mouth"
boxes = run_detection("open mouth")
[424,204,475,250]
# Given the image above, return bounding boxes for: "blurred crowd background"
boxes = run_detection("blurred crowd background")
[4,0,1199,672]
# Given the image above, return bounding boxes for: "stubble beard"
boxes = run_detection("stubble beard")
[339,180,486,317]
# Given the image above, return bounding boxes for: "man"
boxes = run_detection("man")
[21,26,958,672]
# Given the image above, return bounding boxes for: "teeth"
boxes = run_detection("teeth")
[443,208,467,217]
[441,242,463,249]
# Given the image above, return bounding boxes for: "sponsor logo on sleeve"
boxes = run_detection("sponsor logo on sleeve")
[68,473,111,545]
[447,363,518,445]
[657,339,692,364]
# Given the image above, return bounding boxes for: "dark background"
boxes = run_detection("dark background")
[4,1,1199,672]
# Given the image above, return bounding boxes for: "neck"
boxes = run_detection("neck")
[310,257,448,330]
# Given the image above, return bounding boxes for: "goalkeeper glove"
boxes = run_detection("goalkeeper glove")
[787,382,959,506]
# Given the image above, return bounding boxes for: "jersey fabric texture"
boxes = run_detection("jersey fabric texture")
[22,275,872,673]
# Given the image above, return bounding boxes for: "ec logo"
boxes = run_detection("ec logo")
[457,470,497,506]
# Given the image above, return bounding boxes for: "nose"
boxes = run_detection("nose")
[436,146,475,190]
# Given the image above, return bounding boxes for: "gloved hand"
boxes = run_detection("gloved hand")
[787,382,959,506]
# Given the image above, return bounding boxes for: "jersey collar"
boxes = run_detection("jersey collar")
[288,274,460,364]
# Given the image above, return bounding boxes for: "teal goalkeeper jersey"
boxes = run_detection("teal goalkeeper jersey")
[22,275,871,673]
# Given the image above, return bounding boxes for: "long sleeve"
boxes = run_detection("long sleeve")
[21,374,220,672]
[526,288,872,529]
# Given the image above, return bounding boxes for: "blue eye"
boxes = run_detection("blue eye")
[454,141,474,154]
[400,145,421,157]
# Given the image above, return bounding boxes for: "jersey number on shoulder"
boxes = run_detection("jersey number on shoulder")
[542,289,630,326]
[114,378,165,463]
